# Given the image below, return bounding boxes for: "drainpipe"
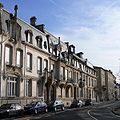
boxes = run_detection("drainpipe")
[21,41,26,104]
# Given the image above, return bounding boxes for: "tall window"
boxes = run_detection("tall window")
[69,71,72,79]
[26,80,32,97]
[43,59,48,70]
[65,69,68,81]
[51,64,54,71]
[27,53,32,71]
[7,77,18,96]
[36,36,42,49]
[16,49,23,67]
[76,72,78,82]
[60,66,65,80]
[37,57,42,73]
[5,46,12,65]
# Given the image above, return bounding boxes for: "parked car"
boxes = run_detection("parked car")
[47,100,64,112]
[70,99,83,108]
[24,101,48,114]
[85,99,92,106]
[0,103,23,118]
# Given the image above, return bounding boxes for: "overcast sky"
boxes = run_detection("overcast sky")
[1,0,120,82]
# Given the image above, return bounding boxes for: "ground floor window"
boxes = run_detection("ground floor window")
[7,77,18,97]
[37,80,43,97]
[26,79,32,97]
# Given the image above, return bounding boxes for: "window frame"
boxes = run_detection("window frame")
[27,53,32,71]
[16,49,23,67]
[37,57,42,74]
[5,45,13,65]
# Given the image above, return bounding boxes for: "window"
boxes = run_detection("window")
[16,49,23,67]
[37,57,42,73]
[51,64,54,71]
[43,59,48,70]
[60,66,65,80]
[89,78,91,86]
[36,36,42,49]
[27,53,32,71]
[7,77,18,96]
[26,80,32,97]
[25,30,33,44]
[69,71,72,79]
[76,72,78,82]
[5,46,12,65]
[44,41,47,49]
[65,69,68,81]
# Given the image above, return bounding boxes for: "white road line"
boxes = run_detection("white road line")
[87,110,98,120]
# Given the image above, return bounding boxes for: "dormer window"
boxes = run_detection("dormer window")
[25,30,33,44]
[44,41,47,49]
[36,36,42,49]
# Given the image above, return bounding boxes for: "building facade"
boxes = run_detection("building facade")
[94,66,116,101]
[1,3,117,107]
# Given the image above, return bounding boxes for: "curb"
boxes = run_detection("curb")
[112,107,120,116]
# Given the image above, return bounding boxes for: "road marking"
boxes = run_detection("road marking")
[87,110,98,120]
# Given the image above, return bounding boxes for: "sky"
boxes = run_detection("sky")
[1,0,120,82]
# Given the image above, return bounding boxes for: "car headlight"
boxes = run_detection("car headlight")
[6,110,10,112]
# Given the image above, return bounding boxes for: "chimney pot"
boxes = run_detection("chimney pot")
[0,3,3,10]
[30,16,36,26]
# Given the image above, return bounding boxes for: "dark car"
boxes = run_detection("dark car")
[47,100,64,112]
[70,99,83,108]
[24,101,48,114]
[85,99,92,106]
[0,103,23,118]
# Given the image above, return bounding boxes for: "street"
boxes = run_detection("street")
[39,101,120,120]
[1,101,120,120]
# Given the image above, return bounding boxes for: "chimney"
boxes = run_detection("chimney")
[0,3,3,10]
[65,42,69,48]
[76,52,84,58]
[30,16,36,26]
[36,24,45,33]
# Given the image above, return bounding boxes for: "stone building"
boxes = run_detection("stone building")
[105,70,116,101]
[94,66,116,101]
[0,3,97,106]
[0,4,50,105]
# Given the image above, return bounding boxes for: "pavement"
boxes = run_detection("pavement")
[112,107,120,116]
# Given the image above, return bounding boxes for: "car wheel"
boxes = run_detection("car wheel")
[61,106,64,111]
[34,109,38,114]
[54,107,56,112]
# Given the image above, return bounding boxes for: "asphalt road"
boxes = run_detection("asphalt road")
[89,101,120,120]
[1,101,120,120]
[39,101,120,120]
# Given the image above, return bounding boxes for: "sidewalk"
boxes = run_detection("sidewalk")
[112,107,120,116]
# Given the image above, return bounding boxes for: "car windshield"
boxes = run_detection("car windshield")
[48,101,55,105]
[0,104,11,109]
